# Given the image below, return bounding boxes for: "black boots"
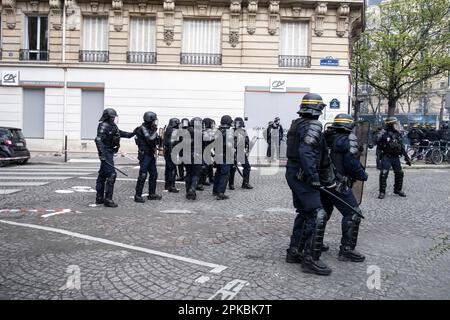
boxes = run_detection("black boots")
[135,174,146,203]
[186,189,196,200]
[167,186,179,193]
[394,171,406,197]
[301,255,332,276]
[216,193,229,200]
[338,246,366,262]
[104,199,118,207]
[148,194,162,200]
[286,247,303,264]
[378,170,388,199]
[242,180,253,189]
[95,195,104,205]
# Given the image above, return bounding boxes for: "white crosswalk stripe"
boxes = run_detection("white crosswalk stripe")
[0,164,100,195]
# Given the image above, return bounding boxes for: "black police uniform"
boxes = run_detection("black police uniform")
[164,118,180,193]
[184,117,203,200]
[213,115,234,200]
[321,117,368,262]
[266,119,283,159]
[407,127,425,145]
[200,118,216,186]
[134,112,162,202]
[229,117,253,190]
[176,118,189,181]
[377,118,411,199]
[95,108,134,207]
[285,93,332,276]
[439,123,450,142]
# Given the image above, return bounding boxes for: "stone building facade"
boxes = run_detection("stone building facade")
[0,0,364,154]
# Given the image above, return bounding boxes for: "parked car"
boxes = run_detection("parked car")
[0,127,31,167]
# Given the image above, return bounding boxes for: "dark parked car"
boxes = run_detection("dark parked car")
[0,127,31,167]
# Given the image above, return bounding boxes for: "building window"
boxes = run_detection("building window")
[80,16,109,62]
[21,16,49,61]
[127,17,156,64]
[181,19,221,65]
[279,21,310,68]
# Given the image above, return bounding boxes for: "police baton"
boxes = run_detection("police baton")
[319,187,365,219]
[103,160,128,177]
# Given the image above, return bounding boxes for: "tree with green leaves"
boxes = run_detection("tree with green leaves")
[352,0,450,117]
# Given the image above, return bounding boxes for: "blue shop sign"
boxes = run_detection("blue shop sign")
[329,98,340,109]
[320,56,339,66]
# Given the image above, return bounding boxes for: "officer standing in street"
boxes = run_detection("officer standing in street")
[134,111,162,203]
[285,93,332,276]
[200,118,216,187]
[164,118,181,193]
[322,114,368,262]
[176,118,190,181]
[377,117,412,199]
[213,115,235,200]
[184,117,203,200]
[407,123,425,145]
[95,108,135,207]
[229,117,253,190]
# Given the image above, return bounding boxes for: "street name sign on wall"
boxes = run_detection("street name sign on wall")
[329,98,340,109]
[1,70,20,86]
[320,56,339,67]
[270,78,287,92]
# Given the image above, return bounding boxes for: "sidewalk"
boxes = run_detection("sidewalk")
[29,150,450,169]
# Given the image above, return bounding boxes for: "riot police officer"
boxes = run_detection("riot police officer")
[176,118,190,181]
[184,117,203,200]
[164,118,181,193]
[229,117,253,190]
[134,111,162,202]
[95,108,135,207]
[213,115,235,200]
[377,117,411,199]
[407,123,425,145]
[265,117,283,160]
[322,114,368,262]
[285,93,332,276]
[439,122,450,142]
[200,118,216,187]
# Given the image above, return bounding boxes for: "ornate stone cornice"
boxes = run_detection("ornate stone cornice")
[112,0,123,31]
[164,0,175,46]
[337,3,350,37]
[137,0,148,14]
[229,0,241,47]
[30,0,39,12]
[49,0,62,30]
[292,5,301,18]
[268,0,279,35]
[314,2,327,36]
[2,0,16,29]
[66,0,79,31]
[247,0,257,35]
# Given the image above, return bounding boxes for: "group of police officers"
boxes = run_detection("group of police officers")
[94,109,253,207]
[94,92,412,276]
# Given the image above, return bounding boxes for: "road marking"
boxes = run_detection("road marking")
[67,159,100,163]
[0,182,48,187]
[0,220,228,274]
[41,209,73,218]
[0,172,87,176]
[55,190,74,194]
[160,209,195,214]
[0,176,72,180]
[195,276,210,284]
[236,214,244,218]
[0,168,97,172]
[0,189,21,195]
[78,177,184,184]
[263,207,294,213]
[208,279,249,300]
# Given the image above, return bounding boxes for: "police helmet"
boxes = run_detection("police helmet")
[143,111,157,124]
[181,118,190,129]
[385,117,398,125]
[190,117,202,127]
[298,93,326,116]
[99,108,117,122]
[168,118,180,128]
[234,117,245,129]
[203,118,215,130]
[331,113,354,132]
[220,115,233,127]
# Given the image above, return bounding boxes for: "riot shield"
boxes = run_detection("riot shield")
[352,121,370,205]
[158,126,165,156]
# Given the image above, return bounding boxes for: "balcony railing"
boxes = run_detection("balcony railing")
[19,49,49,61]
[127,51,157,64]
[180,53,222,65]
[278,55,311,68]
[79,50,109,63]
